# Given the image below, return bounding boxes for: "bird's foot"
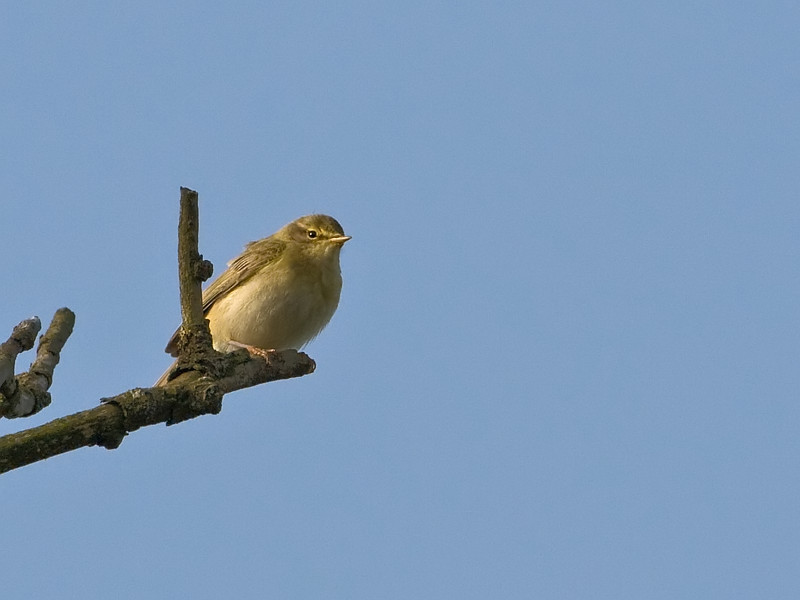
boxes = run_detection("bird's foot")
[228,340,277,359]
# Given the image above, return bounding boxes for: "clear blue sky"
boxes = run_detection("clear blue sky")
[3,2,799,598]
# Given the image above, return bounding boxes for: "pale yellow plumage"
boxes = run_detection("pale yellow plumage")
[156,214,349,385]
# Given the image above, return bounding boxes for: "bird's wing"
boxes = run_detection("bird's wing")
[163,238,285,356]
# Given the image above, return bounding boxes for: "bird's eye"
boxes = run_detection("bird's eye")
[307,229,318,239]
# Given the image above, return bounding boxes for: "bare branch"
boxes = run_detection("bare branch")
[0,187,319,474]
[0,349,315,474]
[178,187,211,331]
[0,309,75,419]
[162,187,220,384]
[26,308,75,391]
[0,316,41,392]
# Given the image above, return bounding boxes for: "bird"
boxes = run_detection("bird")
[155,214,350,385]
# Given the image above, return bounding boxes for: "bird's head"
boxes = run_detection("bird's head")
[279,214,351,260]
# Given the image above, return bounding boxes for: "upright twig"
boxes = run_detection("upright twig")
[178,187,212,335]
[162,187,219,383]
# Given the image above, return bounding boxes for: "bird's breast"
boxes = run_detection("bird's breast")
[206,258,342,352]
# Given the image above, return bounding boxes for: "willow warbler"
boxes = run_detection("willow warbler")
[156,214,349,385]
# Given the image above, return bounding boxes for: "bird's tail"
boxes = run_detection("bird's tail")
[154,360,178,387]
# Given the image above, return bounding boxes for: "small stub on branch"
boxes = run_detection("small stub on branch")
[194,257,214,281]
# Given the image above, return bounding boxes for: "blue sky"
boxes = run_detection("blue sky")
[2,2,799,598]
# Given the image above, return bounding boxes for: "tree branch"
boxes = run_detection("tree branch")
[0,316,41,393]
[0,309,75,419]
[163,186,222,383]
[0,187,317,474]
[0,349,315,474]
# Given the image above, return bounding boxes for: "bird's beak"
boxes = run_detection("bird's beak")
[329,235,352,245]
